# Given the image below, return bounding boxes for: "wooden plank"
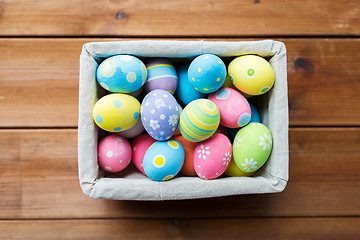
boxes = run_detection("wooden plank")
[0,128,359,219]
[1,38,360,127]
[0,1,359,36]
[0,218,359,240]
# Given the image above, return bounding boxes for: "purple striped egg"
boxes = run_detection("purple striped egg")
[144,58,178,94]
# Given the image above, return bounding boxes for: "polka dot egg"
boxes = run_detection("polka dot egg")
[194,133,232,180]
[97,55,147,93]
[98,135,132,172]
[143,139,185,181]
[179,99,220,142]
[233,122,273,173]
[208,87,251,128]
[144,58,178,94]
[93,93,140,132]
[141,89,180,141]
[228,55,275,95]
[188,54,226,93]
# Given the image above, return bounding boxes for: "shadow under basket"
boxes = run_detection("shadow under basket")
[78,40,289,200]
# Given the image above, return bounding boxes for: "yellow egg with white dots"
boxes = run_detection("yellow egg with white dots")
[92,93,140,132]
[228,55,275,95]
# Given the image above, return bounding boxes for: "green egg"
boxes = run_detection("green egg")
[233,122,272,173]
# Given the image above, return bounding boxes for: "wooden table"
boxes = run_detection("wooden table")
[1,1,359,239]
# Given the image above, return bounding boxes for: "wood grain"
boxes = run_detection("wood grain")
[0,218,359,240]
[0,38,360,127]
[0,128,359,219]
[0,1,359,36]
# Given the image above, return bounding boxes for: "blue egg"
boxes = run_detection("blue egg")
[175,64,208,105]
[143,140,185,181]
[141,89,180,141]
[96,55,147,93]
[188,54,226,93]
[227,102,261,141]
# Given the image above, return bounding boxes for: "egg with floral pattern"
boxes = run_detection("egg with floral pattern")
[233,122,273,173]
[93,93,140,132]
[143,139,185,181]
[141,89,180,141]
[96,55,147,93]
[194,133,232,180]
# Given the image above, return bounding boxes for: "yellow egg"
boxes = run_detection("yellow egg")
[228,55,275,95]
[225,156,256,177]
[92,93,140,132]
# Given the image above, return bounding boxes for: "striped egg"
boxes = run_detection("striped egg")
[144,58,178,94]
[180,99,220,142]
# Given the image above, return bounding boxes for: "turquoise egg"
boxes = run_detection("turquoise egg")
[176,64,208,105]
[143,140,185,181]
[96,55,147,93]
[188,54,226,93]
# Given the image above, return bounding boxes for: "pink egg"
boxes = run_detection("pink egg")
[132,134,156,174]
[208,87,251,128]
[194,133,232,180]
[98,135,132,173]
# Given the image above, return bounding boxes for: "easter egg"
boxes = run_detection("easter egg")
[132,134,156,174]
[194,133,232,180]
[98,135,132,172]
[233,122,273,173]
[188,54,226,93]
[228,55,275,95]
[93,93,140,132]
[176,64,207,105]
[144,58,178,94]
[143,140,185,181]
[116,119,144,139]
[96,55,147,93]
[141,89,180,141]
[173,135,197,176]
[208,87,251,128]
[225,157,256,177]
[179,99,220,142]
[227,102,261,141]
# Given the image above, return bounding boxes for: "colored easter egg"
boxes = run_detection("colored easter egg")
[179,99,220,142]
[233,123,273,173]
[96,55,147,93]
[194,133,232,180]
[98,135,132,172]
[173,135,197,176]
[144,58,178,94]
[93,93,140,132]
[208,87,251,128]
[141,89,180,141]
[227,102,261,141]
[132,134,156,174]
[228,55,275,95]
[143,140,185,181]
[116,119,144,139]
[225,156,256,177]
[176,64,207,105]
[188,54,226,93]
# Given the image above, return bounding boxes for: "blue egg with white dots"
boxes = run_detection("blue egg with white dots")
[143,140,185,181]
[175,64,208,105]
[227,102,261,141]
[188,54,226,93]
[96,55,147,93]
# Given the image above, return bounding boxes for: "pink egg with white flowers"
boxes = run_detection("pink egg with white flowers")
[132,134,156,174]
[208,87,251,128]
[98,135,132,172]
[194,133,232,180]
